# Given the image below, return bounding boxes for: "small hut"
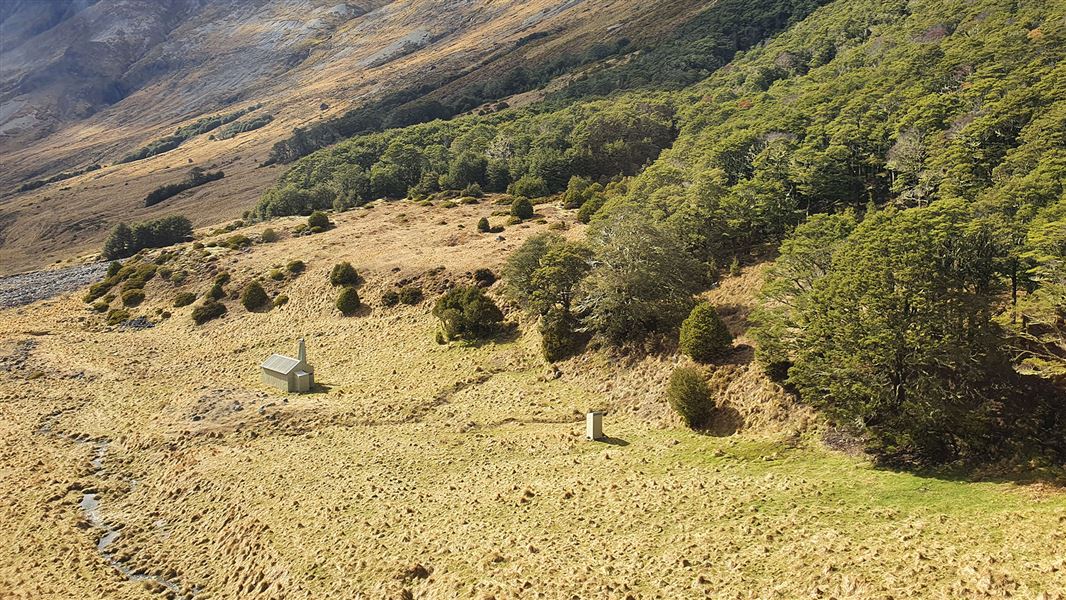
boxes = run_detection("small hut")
[261,338,314,392]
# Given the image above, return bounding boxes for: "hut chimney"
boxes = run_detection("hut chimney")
[297,338,306,363]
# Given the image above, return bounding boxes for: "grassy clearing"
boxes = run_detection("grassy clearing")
[0,201,1062,599]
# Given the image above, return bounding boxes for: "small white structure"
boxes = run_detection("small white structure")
[586,411,604,441]
[261,338,314,393]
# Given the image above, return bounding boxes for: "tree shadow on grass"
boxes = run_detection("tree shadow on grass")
[701,405,743,437]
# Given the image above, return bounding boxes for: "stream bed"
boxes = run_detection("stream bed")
[76,439,198,598]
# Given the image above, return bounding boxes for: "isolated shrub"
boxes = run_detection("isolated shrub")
[462,183,484,198]
[261,228,279,243]
[381,290,400,307]
[191,300,226,324]
[106,261,123,277]
[398,286,423,305]
[432,285,503,341]
[477,217,491,233]
[308,211,331,230]
[173,292,197,307]
[667,367,713,429]
[473,268,496,287]
[336,287,361,315]
[268,269,285,281]
[224,234,252,249]
[286,260,305,274]
[207,282,225,300]
[729,256,742,277]
[121,289,145,307]
[273,294,289,307]
[241,281,269,310]
[510,197,534,220]
[214,272,231,285]
[91,300,110,313]
[106,308,130,326]
[679,303,733,362]
[330,262,359,286]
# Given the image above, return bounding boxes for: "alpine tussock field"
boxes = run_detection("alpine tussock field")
[0,200,1064,599]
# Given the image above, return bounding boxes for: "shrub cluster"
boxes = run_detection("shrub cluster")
[143,168,224,207]
[432,285,503,341]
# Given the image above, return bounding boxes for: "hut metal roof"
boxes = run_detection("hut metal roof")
[261,354,302,375]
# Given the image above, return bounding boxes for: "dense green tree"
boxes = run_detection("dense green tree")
[786,202,1015,461]
[576,208,703,343]
[679,302,733,362]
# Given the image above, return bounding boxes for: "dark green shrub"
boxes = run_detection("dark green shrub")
[330,262,359,286]
[241,281,269,310]
[106,261,123,277]
[173,292,197,307]
[729,256,741,277]
[273,294,289,307]
[106,308,130,326]
[398,286,423,305]
[207,282,225,300]
[508,175,549,199]
[336,287,361,315]
[268,269,285,281]
[462,183,484,198]
[432,285,503,341]
[121,289,145,307]
[214,272,231,285]
[223,234,252,249]
[679,302,733,363]
[261,228,279,243]
[381,290,400,306]
[308,211,331,230]
[91,300,110,313]
[192,300,227,324]
[540,307,582,362]
[477,217,491,233]
[667,367,713,429]
[510,197,534,220]
[286,260,305,274]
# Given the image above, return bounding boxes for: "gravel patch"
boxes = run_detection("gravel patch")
[0,262,111,309]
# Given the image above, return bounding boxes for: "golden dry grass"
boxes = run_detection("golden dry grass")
[0,200,1064,599]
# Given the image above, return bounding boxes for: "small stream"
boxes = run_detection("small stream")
[76,439,198,598]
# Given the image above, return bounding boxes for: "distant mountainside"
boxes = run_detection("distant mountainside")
[0,0,714,273]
